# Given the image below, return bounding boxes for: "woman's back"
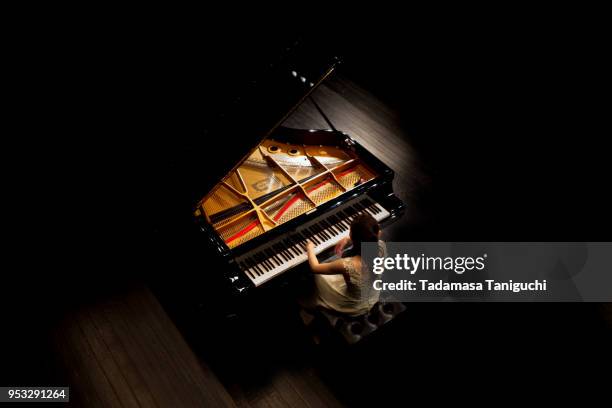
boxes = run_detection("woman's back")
[313,240,386,316]
[304,213,385,317]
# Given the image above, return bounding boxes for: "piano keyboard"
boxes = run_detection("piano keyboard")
[235,196,390,286]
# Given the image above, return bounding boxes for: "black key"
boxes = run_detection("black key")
[297,232,308,249]
[324,222,334,237]
[309,230,320,244]
[332,221,343,234]
[286,244,297,257]
[250,256,260,269]
[308,228,320,245]
[290,241,302,255]
[253,264,263,276]
[333,219,344,230]
[290,235,302,250]
[256,253,267,268]
[280,249,290,260]
[264,249,278,266]
[256,254,269,271]
[282,240,295,258]
[286,239,298,256]
[317,223,329,239]
[265,257,276,268]
[321,228,330,240]
[322,220,335,235]
[275,243,286,257]
[277,241,288,255]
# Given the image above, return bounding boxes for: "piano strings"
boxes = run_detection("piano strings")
[199,138,378,249]
[225,168,359,245]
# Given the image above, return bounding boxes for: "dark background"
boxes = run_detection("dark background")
[71,12,612,243]
[4,7,611,399]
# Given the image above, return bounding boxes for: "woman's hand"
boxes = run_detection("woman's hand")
[334,237,351,257]
[306,240,345,275]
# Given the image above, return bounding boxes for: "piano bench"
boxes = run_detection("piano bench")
[303,302,407,345]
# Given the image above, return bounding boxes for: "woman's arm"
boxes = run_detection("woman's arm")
[306,241,346,275]
[334,236,351,257]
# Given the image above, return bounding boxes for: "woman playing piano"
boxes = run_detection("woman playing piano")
[302,213,387,317]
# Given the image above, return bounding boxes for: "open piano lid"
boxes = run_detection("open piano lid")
[186,39,341,209]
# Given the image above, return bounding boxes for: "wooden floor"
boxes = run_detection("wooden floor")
[53,285,236,407]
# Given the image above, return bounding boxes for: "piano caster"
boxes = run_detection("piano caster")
[229,276,239,283]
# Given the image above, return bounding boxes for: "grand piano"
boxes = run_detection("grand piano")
[188,40,405,295]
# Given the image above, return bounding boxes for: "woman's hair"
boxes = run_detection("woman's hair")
[349,213,380,256]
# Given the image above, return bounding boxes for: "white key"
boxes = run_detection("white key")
[237,198,390,286]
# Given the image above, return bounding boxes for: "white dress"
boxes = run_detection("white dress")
[310,241,386,317]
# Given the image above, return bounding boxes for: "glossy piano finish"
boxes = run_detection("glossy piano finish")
[185,41,405,295]
[195,127,405,294]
